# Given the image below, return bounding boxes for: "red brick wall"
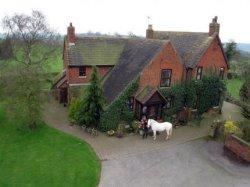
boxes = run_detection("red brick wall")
[225,135,250,162]
[139,42,184,89]
[68,66,112,85]
[192,37,228,78]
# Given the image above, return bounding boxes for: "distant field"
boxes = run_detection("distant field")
[0,46,63,90]
[226,78,244,100]
[0,46,63,74]
[43,47,63,74]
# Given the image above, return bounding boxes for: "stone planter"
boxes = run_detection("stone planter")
[224,134,250,163]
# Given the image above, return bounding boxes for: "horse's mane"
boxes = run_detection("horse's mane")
[148,119,157,123]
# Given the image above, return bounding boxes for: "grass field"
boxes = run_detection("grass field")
[0,47,63,74]
[0,104,100,187]
[226,78,244,100]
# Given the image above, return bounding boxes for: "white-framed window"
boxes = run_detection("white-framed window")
[219,67,225,79]
[196,67,203,80]
[160,69,172,87]
[79,66,86,77]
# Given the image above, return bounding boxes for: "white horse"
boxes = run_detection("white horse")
[147,119,173,141]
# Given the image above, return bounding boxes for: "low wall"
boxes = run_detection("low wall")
[224,134,250,162]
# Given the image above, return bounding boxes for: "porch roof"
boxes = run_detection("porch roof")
[135,86,167,104]
[52,70,67,89]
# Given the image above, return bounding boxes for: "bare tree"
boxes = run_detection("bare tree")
[0,10,58,130]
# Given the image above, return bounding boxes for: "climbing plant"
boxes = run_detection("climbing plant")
[197,76,225,115]
[159,84,185,116]
[99,77,139,132]
[159,76,225,118]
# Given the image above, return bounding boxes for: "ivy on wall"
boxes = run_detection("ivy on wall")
[99,77,139,132]
[159,76,226,118]
[197,76,225,115]
[159,84,185,116]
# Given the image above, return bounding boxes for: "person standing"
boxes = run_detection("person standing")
[141,115,148,139]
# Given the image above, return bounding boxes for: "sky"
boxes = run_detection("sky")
[0,0,249,43]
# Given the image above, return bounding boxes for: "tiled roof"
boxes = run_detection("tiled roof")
[52,70,66,88]
[154,31,216,68]
[135,86,157,104]
[68,37,126,66]
[103,39,167,103]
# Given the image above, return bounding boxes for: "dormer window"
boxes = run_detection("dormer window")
[219,67,225,79]
[160,69,172,87]
[196,67,203,80]
[79,67,86,77]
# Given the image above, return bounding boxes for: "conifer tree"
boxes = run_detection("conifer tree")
[82,66,105,128]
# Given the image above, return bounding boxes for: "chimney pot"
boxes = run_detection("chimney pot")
[67,22,76,43]
[146,24,154,39]
[209,16,220,36]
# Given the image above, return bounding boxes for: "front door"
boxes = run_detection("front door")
[146,104,164,120]
[59,87,68,104]
[147,105,158,119]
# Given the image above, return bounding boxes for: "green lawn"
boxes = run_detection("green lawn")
[226,78,244,100]
[0,105,100,187]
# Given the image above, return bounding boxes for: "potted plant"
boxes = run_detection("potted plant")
[116,124,125,138]
[107,130,115,137]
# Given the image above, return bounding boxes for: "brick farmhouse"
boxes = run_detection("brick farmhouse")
[53,17,228,120]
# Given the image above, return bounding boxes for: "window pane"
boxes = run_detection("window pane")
[196,67,202,80]
[79,67,86,76]
[161,69,172,87]
[219,67,224,79]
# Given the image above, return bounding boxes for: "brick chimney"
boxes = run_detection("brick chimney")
[67,22,76,43]
[146,24,154,39]
[209,16,220,36]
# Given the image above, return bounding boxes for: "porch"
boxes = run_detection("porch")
[134,86,168,120]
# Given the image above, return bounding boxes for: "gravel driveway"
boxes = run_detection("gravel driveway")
[100,140,250,187]
[43,97,249,187]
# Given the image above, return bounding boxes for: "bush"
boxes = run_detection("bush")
[68,98,83,124]
[240,80,250,119]
[242,125,250,142]
[238,120,250,142]
[224,120,241,135]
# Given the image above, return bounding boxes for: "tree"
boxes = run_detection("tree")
[128,32,138,38]
[82,66,105,128]
[0,37,13,60]
[240,68,250,119]
[225,40,238,62]
[0,10,58,129]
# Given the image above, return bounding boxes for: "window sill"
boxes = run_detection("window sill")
[79,76,86,78]
[160,85,171,88]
